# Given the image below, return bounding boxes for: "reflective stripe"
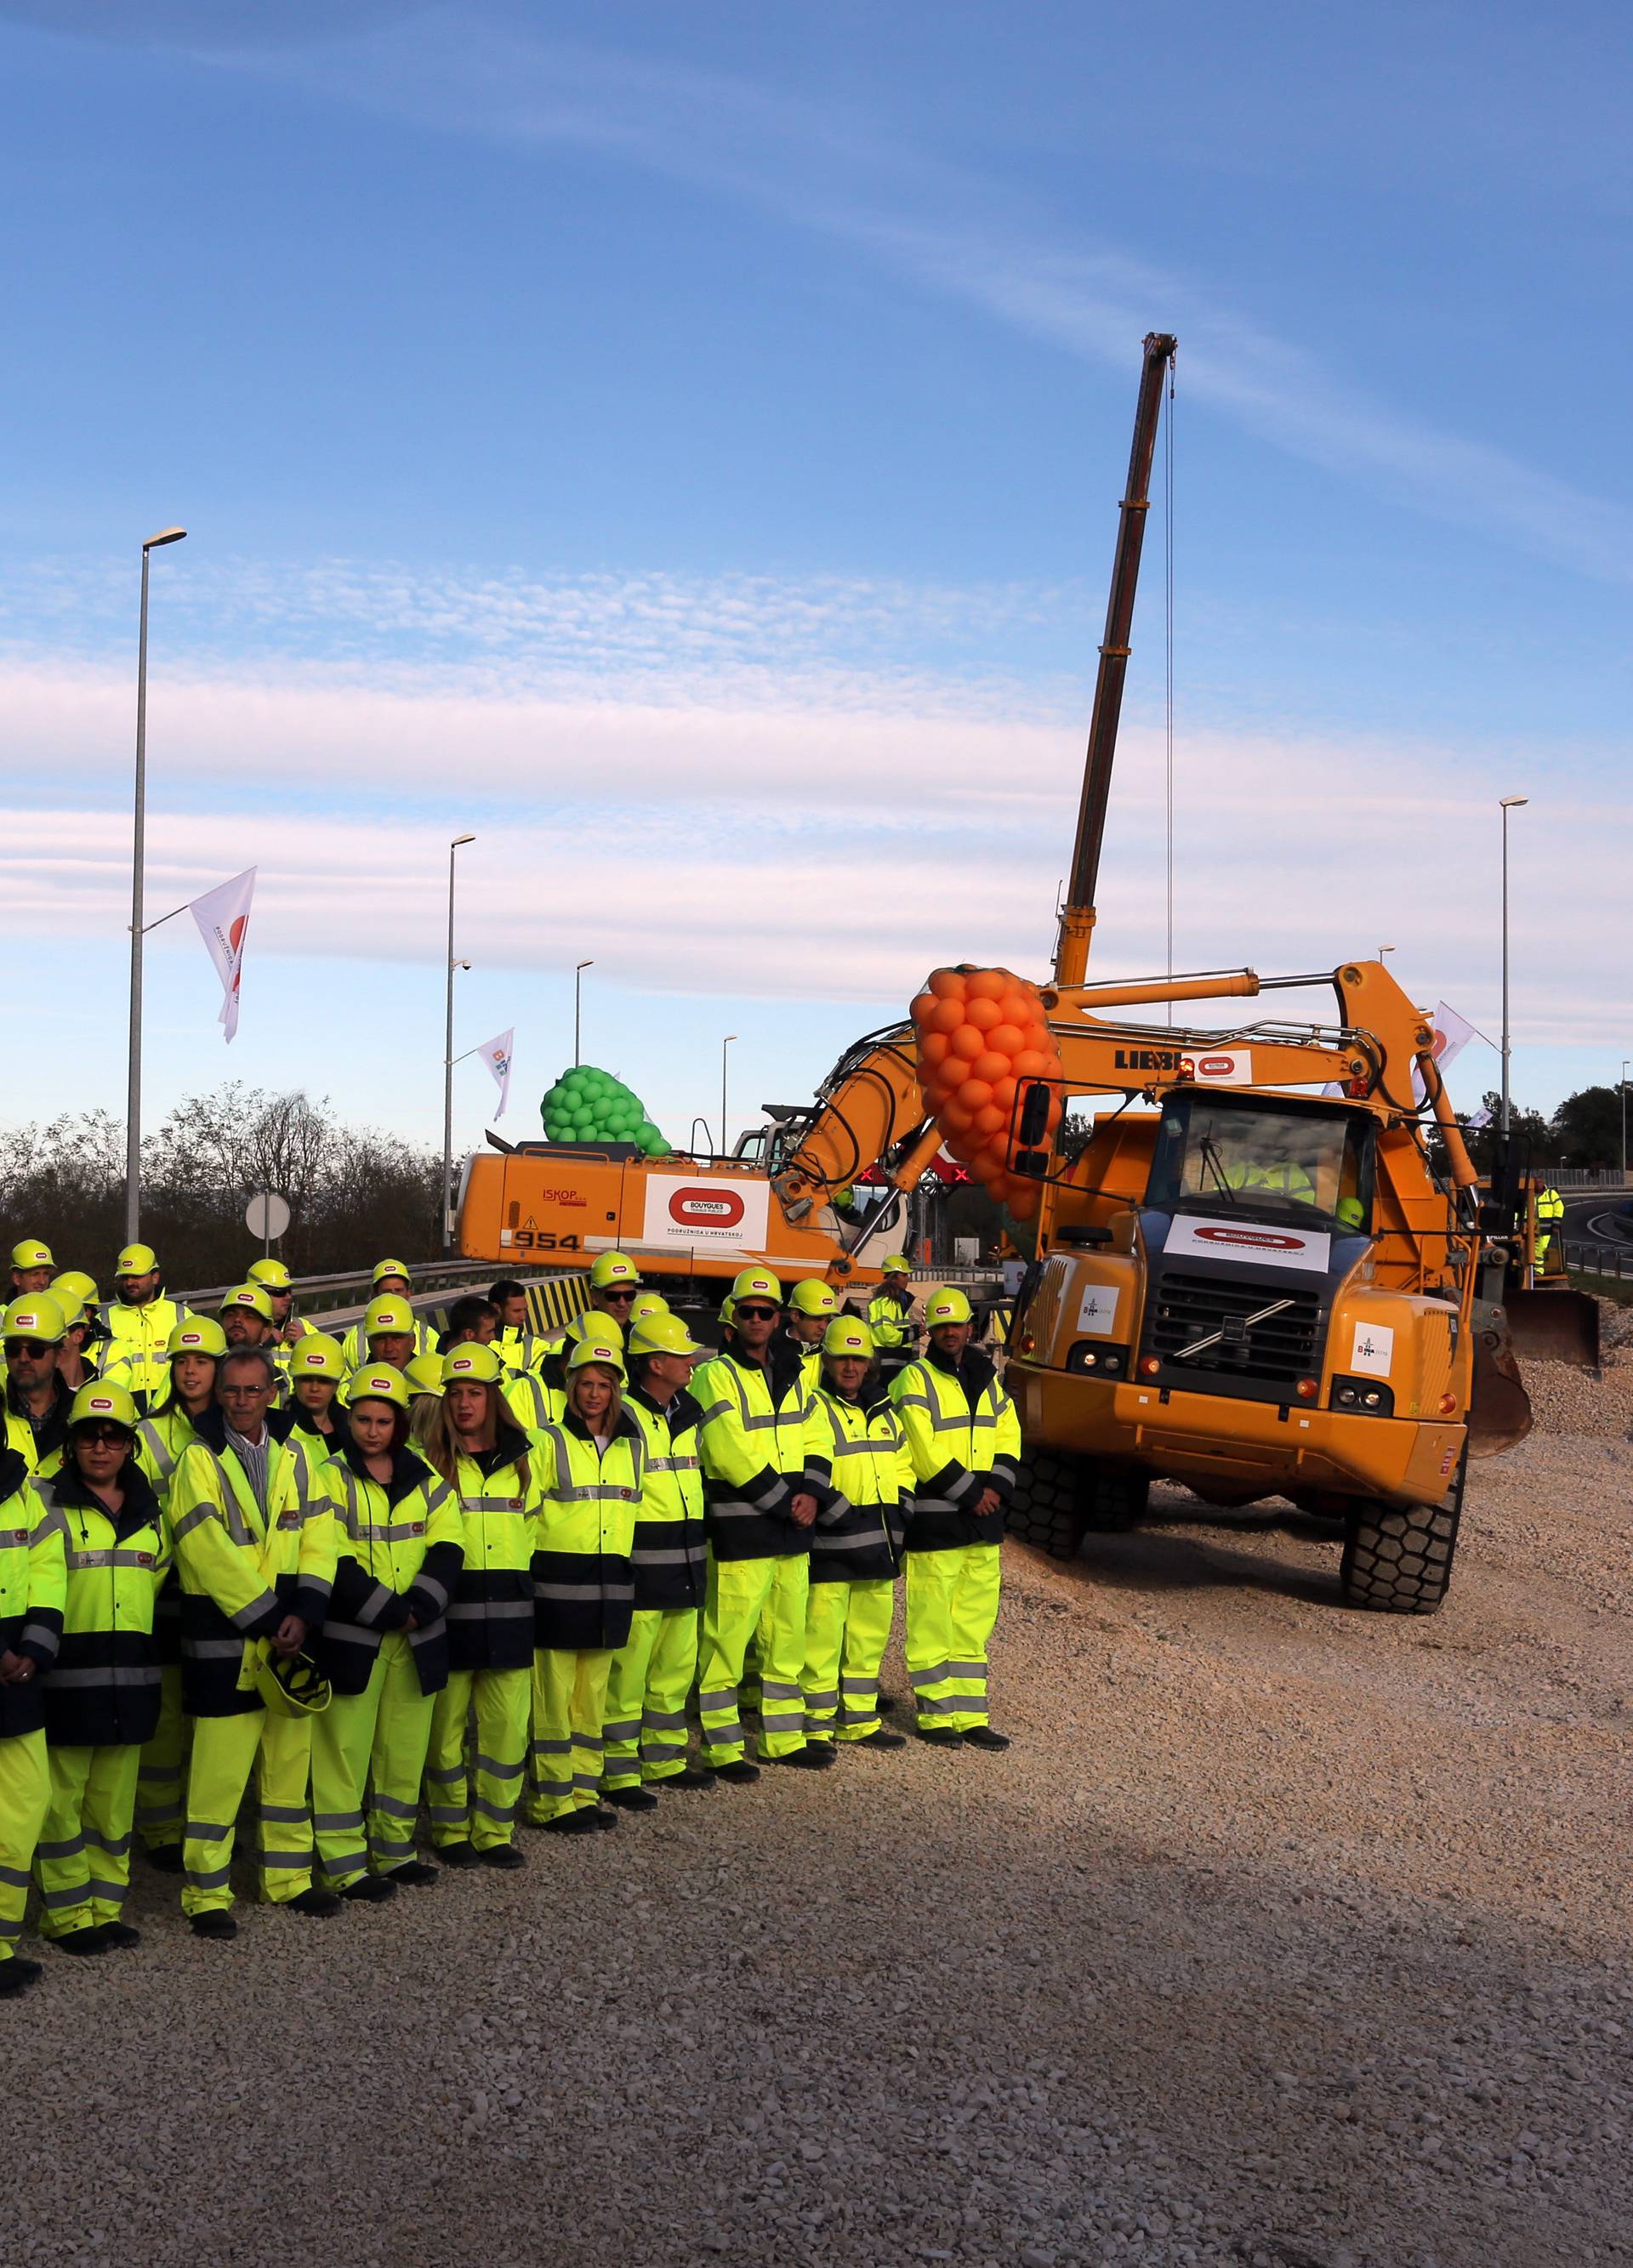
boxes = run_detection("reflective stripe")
[351,1521,433,1543]
[909,1663,951,1687]
[36,1833,86,1862]
[530,1737,572,1757]
[169,1503,217,1543]
[641,1708,689,1730]
[423,1764,464,1785]
[372,1793,418,1820]
[699,1690,738,1710]
[534,1579,634,1601]
[259,1804,309,1825]
[551,1484,639,1504]
[312,1811,365,1832]
[184,1821,234,1840]
[471,1795,517,1823]
[185,1863,234,1890]
[186,1637,245,1659]
[39,1665,161,1689]
[646,1456,699,1474]
[475,1753,525,1779]
[447,1600,533,1619]
[230,1589,281,1631]
[256,1850,311,1868]
[65,1547,159,1571]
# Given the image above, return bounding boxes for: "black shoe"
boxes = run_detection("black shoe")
[663,1765,718,1791]
[916,1727,965,1748]
[52,1925,108,1958]
[603,1785,658,1811]
[0,1955,42,1996]
[542,1809,600,1836]
[145,1845,184,1874]
[340,1875,397,1903]
[589,1806,619,1831]
[857,1728,908,1750]
[435,1839,481,1869]
[707,1759,761,1786]
[190,1912,238,1941]
[777,1742,837,1769]
[98,1921,142,1950]
[963,1725,1010,1750]
[387,1859,440,1886]
[287,1887,341,1917]
[477,1842,526,1869]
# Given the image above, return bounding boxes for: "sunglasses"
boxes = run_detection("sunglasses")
[600,1287,638,1303]
[5,1341,52,1360]
[77,1425,129,1447]
[735,1304,779,1322]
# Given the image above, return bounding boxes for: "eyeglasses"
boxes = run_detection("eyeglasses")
[4,1341,52,1361]
[600,1287,638,1304]
[77,1425,129,1447]
[735,1305,778,1322]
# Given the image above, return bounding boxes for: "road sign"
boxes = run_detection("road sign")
[246,1191,291,1242]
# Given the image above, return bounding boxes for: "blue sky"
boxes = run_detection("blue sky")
[2,0,1629,1162]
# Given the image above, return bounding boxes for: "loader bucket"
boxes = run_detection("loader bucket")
[1467,1299,1533,1459]
[1505,1285,1602,1376]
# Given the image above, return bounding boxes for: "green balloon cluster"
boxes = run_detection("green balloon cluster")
[541,1066,670,1157]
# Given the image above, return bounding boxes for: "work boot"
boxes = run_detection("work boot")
[98,1921,142,1950]
[603,1785,658,1812]
[542,1810,600,1836]
[916,1727,964,1748]
[589,1806,619,1831]
[390,1859,440,1887]
[340,1875,397,1903]
[777,1742,836,1769]
[963,1726,1011,1751]
[435,1839,481,1869]
[52,1926,108,1957]
[663,1765,718,1791]
[478,1843,526,1869]
[707,1759,761,1786]
[287,1887,341,1917]
[0,1955,43,1995]
[856,1728,907,1750]
[145,1845,184,1875]
[190,1911,237,1941]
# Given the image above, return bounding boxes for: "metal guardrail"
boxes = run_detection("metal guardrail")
[1566,1241,1632,1285]
[176,1257,502,1314]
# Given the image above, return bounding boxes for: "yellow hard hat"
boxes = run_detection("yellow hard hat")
[372,1258,413,1287]
[117,1242,158,1276]
[567,1333,626,1378]
[219,1282,275,1323]
[924,1286,974,1327]
[728,1267,782,1306]
[405,1351,447,1395]
[248,1258,293,1291]
[566,1310,623,1348]
[51,1292,87,1332]
[718,1295,736,1328]
[53,1270,99,1310]
[589,1252,640,1290]
[10,1238,54,1270]
[442,1343,504,1387]
[68,1380,139,1431]
[364,1295,415,1337]
[3,1293,65,1344]
[344,1363,410,1411]
[822,1316,876,1357]
[253,1649,331,1719]
[880,1254,913,1276]
[168,1317,227,1360]
[789,1279,840,1318]
[628,1312,707,1361]
[629,1290,670,1325]
[288,1331,344,1380]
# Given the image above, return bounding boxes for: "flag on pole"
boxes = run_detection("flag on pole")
[478,1028,515,1118]
[1413,1000,1479,1102]
[189,867,257,1043]
[1465,1106,1493,1129]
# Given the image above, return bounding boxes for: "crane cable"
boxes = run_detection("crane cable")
[1164,347,1177,1025]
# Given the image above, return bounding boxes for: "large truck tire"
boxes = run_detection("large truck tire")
[1339,1452,1465,1614]
[1006,1450,1149,1560]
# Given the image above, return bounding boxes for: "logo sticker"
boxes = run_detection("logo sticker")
[669,1188,746,1228]
[1163,1216,1332,1273]
[1349,1320,1395,1378]
[1192,1050,1255,1085]
[1075,1283,1121,1337]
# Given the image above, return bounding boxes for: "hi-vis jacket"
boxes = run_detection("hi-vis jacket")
[866,1284,916,1353]
[801,1387,915,1583]
[625,1387,706,1611]
[284,1405,342,1503]
[317,1441,464,1697]
[135,1397,206,1672]
[531,1413,644,1651]
[890,1345,1021,1550]
[504,1367,563,1436]
[339,1317,433,1370]
[31,1461,168,1748]
[439,1417,541,1674]
[498,1326,549,1378]
[101,1297,193,1407]
[3,1379,71,1477]
[0,1445,65,1740]
[692,1344,811,1561]
[168,1407,338,1716]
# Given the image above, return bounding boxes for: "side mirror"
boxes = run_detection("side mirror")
[1017,1081,1052,1145]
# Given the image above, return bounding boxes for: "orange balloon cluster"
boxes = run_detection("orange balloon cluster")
[908,966,1064,1222]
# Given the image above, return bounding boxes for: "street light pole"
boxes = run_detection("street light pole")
[1499,796,1528,1136]
[720,1035,737,1157]
[441,834,475,1253]
[124,526,187,1243]
[1622,1058,1629,1182]
[574,960,594,1067]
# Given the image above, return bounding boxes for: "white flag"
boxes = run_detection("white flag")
[478,1027,515,1118]
[1414,999,1478,1102]
[1465,1106,1492,1129]
[189,867,256,1043]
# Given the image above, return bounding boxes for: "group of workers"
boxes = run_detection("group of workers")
[1,1236,1018,1997]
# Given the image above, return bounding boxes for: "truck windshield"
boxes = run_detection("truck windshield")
[1147,1096,1373,1232]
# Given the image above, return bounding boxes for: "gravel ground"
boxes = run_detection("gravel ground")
[6,1367,1630,2266]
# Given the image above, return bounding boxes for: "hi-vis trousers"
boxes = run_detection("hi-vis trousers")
[904,1544,1000,1732]
[424,1667,528,1851]
[602,1608,699,1787]
[311,1634,435,1885]
[136,1664,191,1852]
[0,1728,49,1965]
[525,1648,614,1822]
[181,1708,316,1917]
[37,1744,141,1936]
[803,1577,896,1741]
[697,1554,809,1765]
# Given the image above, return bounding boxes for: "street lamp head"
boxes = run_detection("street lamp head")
[1499,795,1528,810]
[576,958,595,974]
[725,1033,738,1044]
[451,833,475,849]
[143,526,187,550]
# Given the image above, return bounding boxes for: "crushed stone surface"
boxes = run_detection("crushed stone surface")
[5,1388,1631,2265]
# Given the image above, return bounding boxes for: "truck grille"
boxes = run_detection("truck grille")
[1144,1270,1323,1386]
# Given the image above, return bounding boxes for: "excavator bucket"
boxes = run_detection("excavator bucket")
[1467,1298,1533,1459]
[1505,1285,1602,1375]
